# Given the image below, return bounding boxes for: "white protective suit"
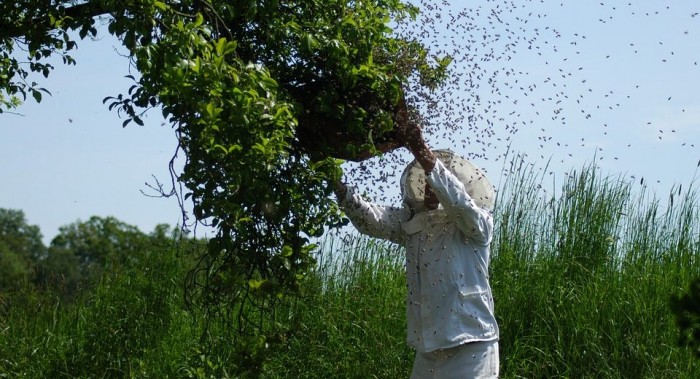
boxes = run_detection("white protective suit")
[338,150,499,377]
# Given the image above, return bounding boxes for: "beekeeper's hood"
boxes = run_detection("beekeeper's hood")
[400,149,495,213]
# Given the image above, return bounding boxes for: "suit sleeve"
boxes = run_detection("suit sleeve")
[337,186,405,245]
[426,160,494,245]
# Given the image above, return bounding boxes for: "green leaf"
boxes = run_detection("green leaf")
[248,278,266,290]
[303,34,318,53]
[281,245,293,257]
[215,38,226,56]
[187,57,201,73]
[31,89,42,103]
[194,13,204,27]
[213,144,228,154]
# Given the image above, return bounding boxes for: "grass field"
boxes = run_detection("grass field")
[2,159,699,378]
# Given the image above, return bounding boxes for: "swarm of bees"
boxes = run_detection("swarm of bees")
[343,0,700,205]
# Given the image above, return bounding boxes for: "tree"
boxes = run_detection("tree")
[35,245,81,300]
[48,216,150,275]
[0,209,46,292]
[2,0,444,309]
[34,217,188,302]
[0,208,47,262]
[0,241,31,292]
[36,216,147,299]
[1,2,448,369]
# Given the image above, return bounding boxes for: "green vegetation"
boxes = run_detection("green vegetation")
[493,157,700,377]
[1,1,451,348]
[2,159,700,377]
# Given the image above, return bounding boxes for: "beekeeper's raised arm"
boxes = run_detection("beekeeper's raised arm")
[333,180,406,244]
[392,112,441,211]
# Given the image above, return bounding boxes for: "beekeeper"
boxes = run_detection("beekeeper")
[334,123,499,378]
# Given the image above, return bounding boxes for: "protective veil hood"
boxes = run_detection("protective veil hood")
[400,149,495,213]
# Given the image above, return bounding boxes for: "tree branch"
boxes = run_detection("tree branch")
[0,1,114,39]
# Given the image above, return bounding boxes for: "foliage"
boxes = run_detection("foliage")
[104,4,447,350]
[0,1,450,354]
[0,227,200,379]
[0,209,46,292]
[35,216,158,301]
[0,0,108,110]
[261,236,412,379]
[0,208,185,303]
[672,278,700,358]
[34,246,82,301]
[49,216,149,272]
[0,208,46,261]
[64,245,186,377]
[492,156,700,377]
[0,241,31,292]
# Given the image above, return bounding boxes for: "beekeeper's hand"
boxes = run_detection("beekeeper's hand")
[394,121,436,173]
[333,180,348,200]
[424,182,439,211]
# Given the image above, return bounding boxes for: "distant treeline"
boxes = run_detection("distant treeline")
[0,209,196,301]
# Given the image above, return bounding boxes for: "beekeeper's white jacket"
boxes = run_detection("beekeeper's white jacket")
[338,159,499,353]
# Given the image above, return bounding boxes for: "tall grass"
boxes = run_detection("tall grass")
[1,157,699,378]
[261,236,413,379]
[492,157,700,377]
[0,242,203,378]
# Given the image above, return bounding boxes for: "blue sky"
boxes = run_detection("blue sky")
[347,0,700,204]
[2,1,699,243]
[1,37,185,243]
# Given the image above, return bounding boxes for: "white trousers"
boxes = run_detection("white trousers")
[410,340,499,379]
